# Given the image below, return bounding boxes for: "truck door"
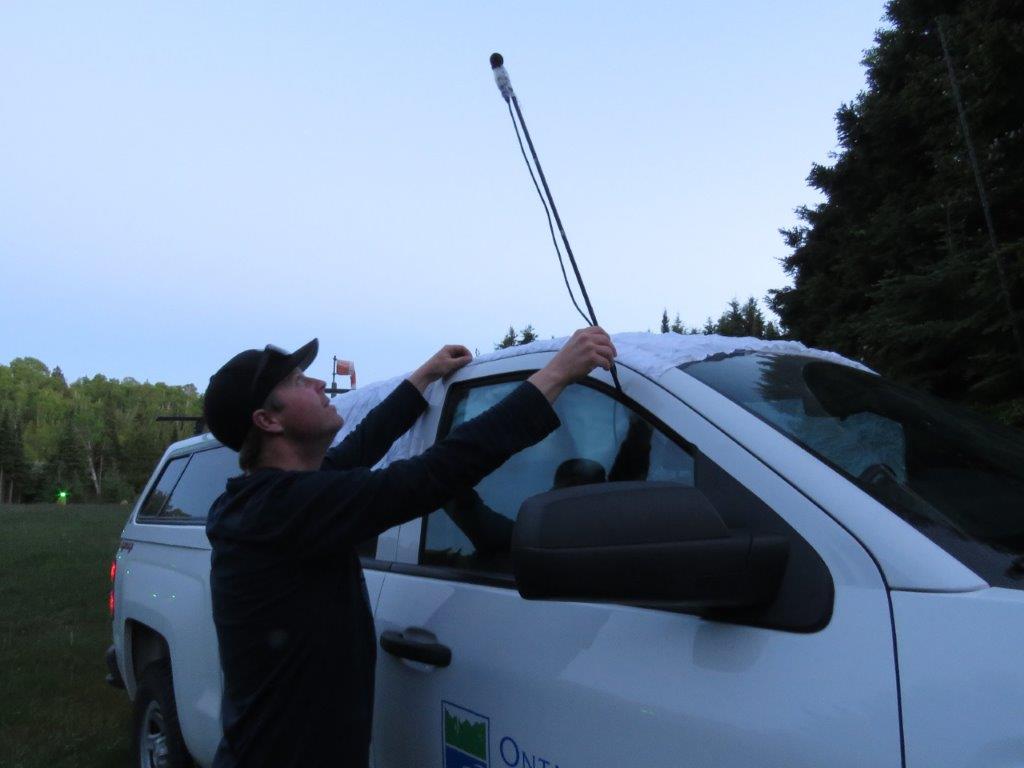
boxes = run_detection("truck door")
[372,366,902,768]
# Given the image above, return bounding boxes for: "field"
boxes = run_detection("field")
[0,504,132,768]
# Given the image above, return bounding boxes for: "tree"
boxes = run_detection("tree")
[0,356,204,502]
[769,0,1024,425]
[660,310,670,334]
[494,325,540,349]
[660,298,781,339]
[495,326,518,350]
[0,412,27,503]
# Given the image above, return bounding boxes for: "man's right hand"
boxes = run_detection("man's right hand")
[528,327,617,403]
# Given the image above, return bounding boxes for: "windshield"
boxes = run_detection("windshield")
[682,352,1024,589]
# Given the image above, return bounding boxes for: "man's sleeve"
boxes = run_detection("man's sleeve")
[321,380,428,471]
[279,381,560,554]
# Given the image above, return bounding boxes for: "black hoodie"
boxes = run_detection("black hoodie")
[206,379,559,768]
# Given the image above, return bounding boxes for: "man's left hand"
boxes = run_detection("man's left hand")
[408,345,473,392]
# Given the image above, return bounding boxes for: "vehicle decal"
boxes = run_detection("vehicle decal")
[442,701,565,768]
[443,701,489,768]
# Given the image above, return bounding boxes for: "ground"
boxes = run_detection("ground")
[0,504,132,767]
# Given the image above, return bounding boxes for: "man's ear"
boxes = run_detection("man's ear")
[252,408,285,435]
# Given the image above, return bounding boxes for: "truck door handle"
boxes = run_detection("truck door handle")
[380,628,452,668]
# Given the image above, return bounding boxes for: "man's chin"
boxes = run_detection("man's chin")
[326,420,343,442]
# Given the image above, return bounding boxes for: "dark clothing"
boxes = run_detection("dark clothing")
[206,380,560,768]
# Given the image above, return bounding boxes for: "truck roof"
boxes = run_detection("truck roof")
[171,332,866,460]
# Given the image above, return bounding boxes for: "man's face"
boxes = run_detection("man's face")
[264,368,344,440]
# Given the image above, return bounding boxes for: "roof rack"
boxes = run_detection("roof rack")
[155,415,206,436]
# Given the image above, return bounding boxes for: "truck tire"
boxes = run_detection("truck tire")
[131,661,196,768]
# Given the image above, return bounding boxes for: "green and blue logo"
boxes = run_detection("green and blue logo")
[443,701,489,768]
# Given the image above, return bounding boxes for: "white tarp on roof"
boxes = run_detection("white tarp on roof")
[477,331,872,379]
[330,331,870,465]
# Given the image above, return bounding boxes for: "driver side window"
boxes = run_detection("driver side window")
[420,379,695,574]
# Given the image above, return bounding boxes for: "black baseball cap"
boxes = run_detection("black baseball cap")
[203,339,319,451]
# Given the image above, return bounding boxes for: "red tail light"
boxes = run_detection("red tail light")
[108,558,117,617]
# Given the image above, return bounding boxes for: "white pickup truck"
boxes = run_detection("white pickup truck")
[107,332,1024,768]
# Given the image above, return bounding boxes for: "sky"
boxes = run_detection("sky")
[0,1,888,391]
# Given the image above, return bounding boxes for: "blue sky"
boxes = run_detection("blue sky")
[1,1,887,390]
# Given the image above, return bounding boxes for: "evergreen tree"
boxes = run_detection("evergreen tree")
[770,0,1024,425]
[495,325,541,349]
[660,310,670,334]
[660,298,780,339]
[715,299,747,337]
[495,326,519,350]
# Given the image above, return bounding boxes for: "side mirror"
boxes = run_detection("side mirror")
[512,482,788,610]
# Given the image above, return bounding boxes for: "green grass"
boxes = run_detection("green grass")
[0,504,133,768]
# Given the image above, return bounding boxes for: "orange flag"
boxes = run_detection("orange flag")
[335,359,357,389]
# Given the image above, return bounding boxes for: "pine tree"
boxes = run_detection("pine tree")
[740,298,767,338]
[770,0,1024,424]
[660,310,670,334]
[495,326,518,350]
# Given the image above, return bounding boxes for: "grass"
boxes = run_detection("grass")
[0,504,133,768]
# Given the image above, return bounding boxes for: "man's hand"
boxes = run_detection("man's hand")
[528,327,616,403]
[407,345,473,393]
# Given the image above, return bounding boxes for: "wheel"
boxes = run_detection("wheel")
[131,661,196,768]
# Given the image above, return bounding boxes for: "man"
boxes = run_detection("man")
[202,327,615,768]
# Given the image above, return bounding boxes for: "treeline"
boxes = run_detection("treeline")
[769,0,1024,426]
[497,295,783,350]
[659,297,782,339]
[0,358,202,504]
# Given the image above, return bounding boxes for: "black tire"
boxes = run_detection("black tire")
[131,661,196,768]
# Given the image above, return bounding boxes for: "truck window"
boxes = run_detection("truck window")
[420,379,695,574]
[136,456,189,522]
[682,351,1024,590]
[420,376,835,629]
[137,447,239,525]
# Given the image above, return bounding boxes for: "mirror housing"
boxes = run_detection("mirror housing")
[512,482,788,610]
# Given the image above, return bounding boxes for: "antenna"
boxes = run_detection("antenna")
[489,53,623,393]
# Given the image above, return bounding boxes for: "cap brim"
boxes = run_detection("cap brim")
[250,338,321,410]
[286,338,319,373]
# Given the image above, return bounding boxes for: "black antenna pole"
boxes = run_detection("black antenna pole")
[510,99,598,327]
[489,53,623,392]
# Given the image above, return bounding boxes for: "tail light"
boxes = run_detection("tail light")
[108,558,117,617]
[109,540,131,618]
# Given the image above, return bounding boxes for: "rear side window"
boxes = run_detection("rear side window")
[136,456,189,521]
[137,447,239,525]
